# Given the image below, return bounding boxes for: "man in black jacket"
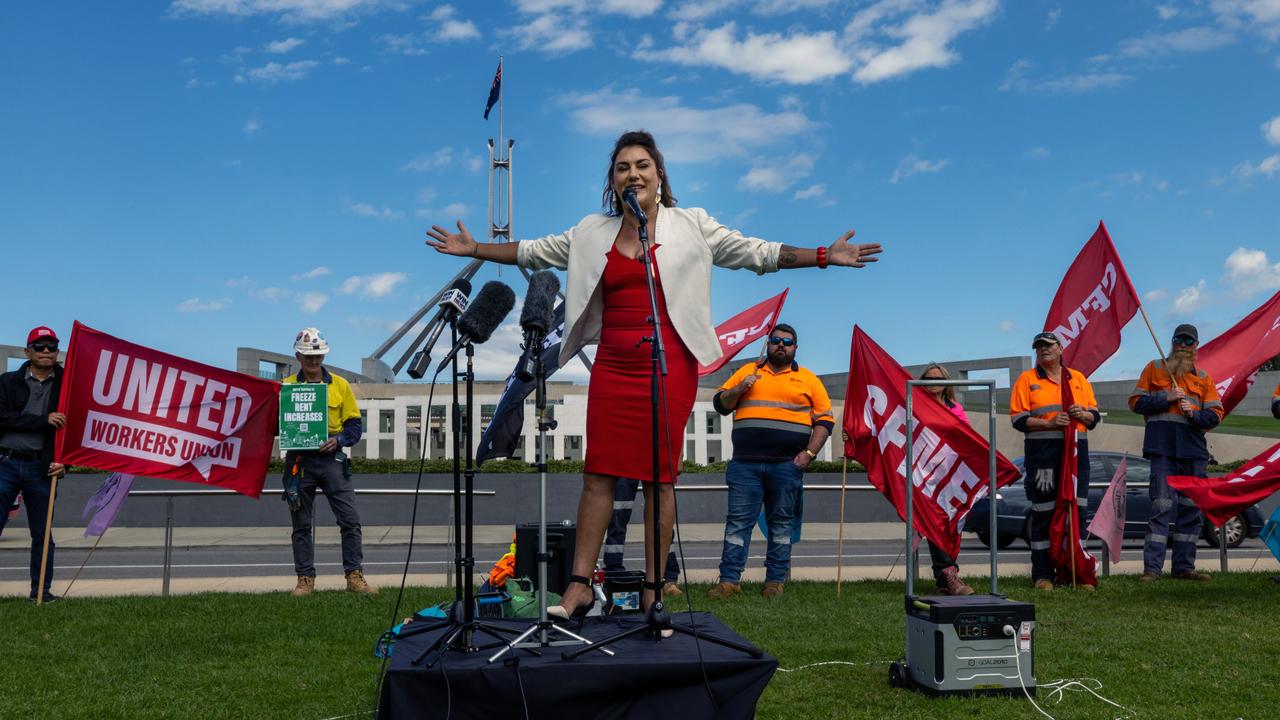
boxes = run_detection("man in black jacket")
[0,326,67,601]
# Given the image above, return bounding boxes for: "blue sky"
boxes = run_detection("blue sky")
[3,0,1279,385]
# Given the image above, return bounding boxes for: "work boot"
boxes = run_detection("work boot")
[762,581,785,599]
[1033,579,1054,591]
[291,575,315,597]
[1172,570,1211,582]
[1139,572,1160,583]
[707,581,742,599]
[345,569,378,594]
[938,567,974,596]
[662,580,683,598]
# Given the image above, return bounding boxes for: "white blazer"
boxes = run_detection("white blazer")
[516,205,782,367]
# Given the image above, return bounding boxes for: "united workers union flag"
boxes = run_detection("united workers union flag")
[1043,221,1140,377]
[476,301,565,464]
[55,322,280,498]
[1196,288,1280,417]
[842,326,1021,559]
[483,60,501,120]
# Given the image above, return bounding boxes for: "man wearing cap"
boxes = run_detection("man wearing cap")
[708,324,833,600]
[0,327,67,601]
[282,328,375,596]
[1130,324,1223,582]
[1010,331,1101,591]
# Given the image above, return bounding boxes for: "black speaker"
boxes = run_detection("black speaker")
[515,521,576,595]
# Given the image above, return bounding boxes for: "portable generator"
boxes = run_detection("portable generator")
[888,378,1036,697]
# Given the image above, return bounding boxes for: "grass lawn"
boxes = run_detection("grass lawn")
[5,576,1279,719]
[1098,410,1280,439]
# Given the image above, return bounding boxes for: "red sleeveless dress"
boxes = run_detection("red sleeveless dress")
[583,242,698,484]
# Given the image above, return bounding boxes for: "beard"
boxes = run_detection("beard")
[1166,347,1197,377]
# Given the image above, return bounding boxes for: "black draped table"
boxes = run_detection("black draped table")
[377,611,778,719]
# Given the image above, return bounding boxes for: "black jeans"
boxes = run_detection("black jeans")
[289,452,364,576]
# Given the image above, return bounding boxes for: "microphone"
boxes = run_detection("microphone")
[622,188,647,226]
[435,281,516,373]
[515,271,560,382]
[407,279,472,379]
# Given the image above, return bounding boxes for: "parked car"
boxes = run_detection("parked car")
[965,451,1264,549]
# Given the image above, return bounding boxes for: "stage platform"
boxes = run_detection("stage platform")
[377,611,777,719]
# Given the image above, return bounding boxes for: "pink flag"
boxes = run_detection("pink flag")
[82,472,136,537]
[1087,456,1128,561]
[697,289,788,376]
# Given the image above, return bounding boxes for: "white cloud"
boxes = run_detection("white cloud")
[347,201,405,220]
[642,22,853,84]
[1156,4,1179,20]
[1118,27,1234,58]
[514,0,661,17]
[739,154,815,192]
[251,286,288,302]
[1172,279,1208,315]
[430,4,481,41]
[185,77,212,89]
[339,272,409,298]
[889,154,948,184]
[378,33,429,56]
[292,266,332,281]
[1212,0,1280,40]
[558,87,815,163]
[1263,115,1280,145]
[998,320,1014,333]
[298,292,329,313]
[177,297,229,313]
[1223,247,1280,296]
[402,146,481,174]
[170,0,400,23]
[235,60,319,84]
[243,118,262,135]
[332,56,351,65]
[793,183,826,200]
[1232,153,1280,180]
[849,0,1000,85]
[1144,288,1169,302]
[1046,8,1061,29]
[266,37,306,54]
[503,13,593,54]
[1000,59,1130,94]
[1023,146,1050,159]
[671,0,735,21]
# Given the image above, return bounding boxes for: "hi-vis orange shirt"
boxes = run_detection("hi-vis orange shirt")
[1273,383,1280,419]
[1010,366,1099,466]
[715,360,833,462]
[1128,359,1223,460]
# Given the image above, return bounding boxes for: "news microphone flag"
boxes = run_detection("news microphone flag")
[476,301,566,465]
[483,60,501,120]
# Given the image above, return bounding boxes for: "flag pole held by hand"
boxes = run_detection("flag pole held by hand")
[837,457,848,597]
[37,471,58,606]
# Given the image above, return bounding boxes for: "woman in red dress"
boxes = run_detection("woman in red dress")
[427,131,883,620]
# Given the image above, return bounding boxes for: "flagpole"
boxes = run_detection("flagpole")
[1138,305,1180,392]
[63,529,106,599]
[837,457,847,597]
[36,472,59,606]
[497,55,504,167]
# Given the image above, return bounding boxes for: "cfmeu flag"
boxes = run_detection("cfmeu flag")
[55,322,279,498]
[476,301,565,464]
[1043,221,1140,377]
[1050,372,1098,587]
[1169,442,1280,527]
[483,60,501,120]
[842,326,1021,558]
[697,289,789,376]
[1196,289,1280,417]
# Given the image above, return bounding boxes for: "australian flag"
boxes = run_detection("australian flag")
[476,300,565,464]
[483,60,502,120]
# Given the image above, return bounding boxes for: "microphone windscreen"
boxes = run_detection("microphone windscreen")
[452,277,473,297]
[457,281,515,345]
[519,271,560,334]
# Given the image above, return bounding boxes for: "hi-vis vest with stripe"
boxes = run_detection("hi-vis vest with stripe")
[1010,366,1099,439]
[718,361,834,431]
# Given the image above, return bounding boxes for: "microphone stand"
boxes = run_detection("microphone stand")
[565,206,760,660]
[489,329,606,662]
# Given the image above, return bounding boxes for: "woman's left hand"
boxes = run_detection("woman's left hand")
[827,231,882,268]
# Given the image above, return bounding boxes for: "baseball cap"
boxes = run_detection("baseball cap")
[1172,324,1198,343]
[1031,331,1060,348]
[27,326,58,346]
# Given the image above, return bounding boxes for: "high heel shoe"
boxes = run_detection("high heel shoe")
[547,575,593,621]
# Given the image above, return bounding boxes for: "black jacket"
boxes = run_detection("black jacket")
[0,361,64,466]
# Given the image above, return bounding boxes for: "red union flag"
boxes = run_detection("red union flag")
[842,326,1021,558]
[697,289,788,376]
[55,322,279,498]
[1169,442,1280,527]
[1196,289,1280,417]
[1043,221,1140,377]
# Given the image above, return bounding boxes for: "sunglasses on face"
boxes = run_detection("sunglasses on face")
[29,343,58,353]
[1172,337,1197,347]
[768,337,796,347]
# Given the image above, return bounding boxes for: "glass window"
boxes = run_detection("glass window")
[706,412,721,434]
[379,409,394,433]
[707,440,722,464]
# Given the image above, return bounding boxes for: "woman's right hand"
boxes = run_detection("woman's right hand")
[425,221,478,257]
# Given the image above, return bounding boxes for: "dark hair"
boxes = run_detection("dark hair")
[601,130,677,216]
[918,362,956,405]
[771,323,797,342]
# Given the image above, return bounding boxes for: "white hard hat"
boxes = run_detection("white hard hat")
[294,327,330,356]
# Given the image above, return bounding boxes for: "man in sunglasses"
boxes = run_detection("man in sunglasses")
[707,324,833,600]
[0,326,67,602]
[1130,324,1223,582]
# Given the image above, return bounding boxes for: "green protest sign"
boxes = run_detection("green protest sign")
[279,383,328,451]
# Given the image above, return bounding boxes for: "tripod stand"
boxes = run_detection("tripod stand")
[488,335,607,662]
[401,338,520,667]
[565,207,760,661]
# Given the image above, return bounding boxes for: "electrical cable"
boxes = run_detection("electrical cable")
[514,660,531,720]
